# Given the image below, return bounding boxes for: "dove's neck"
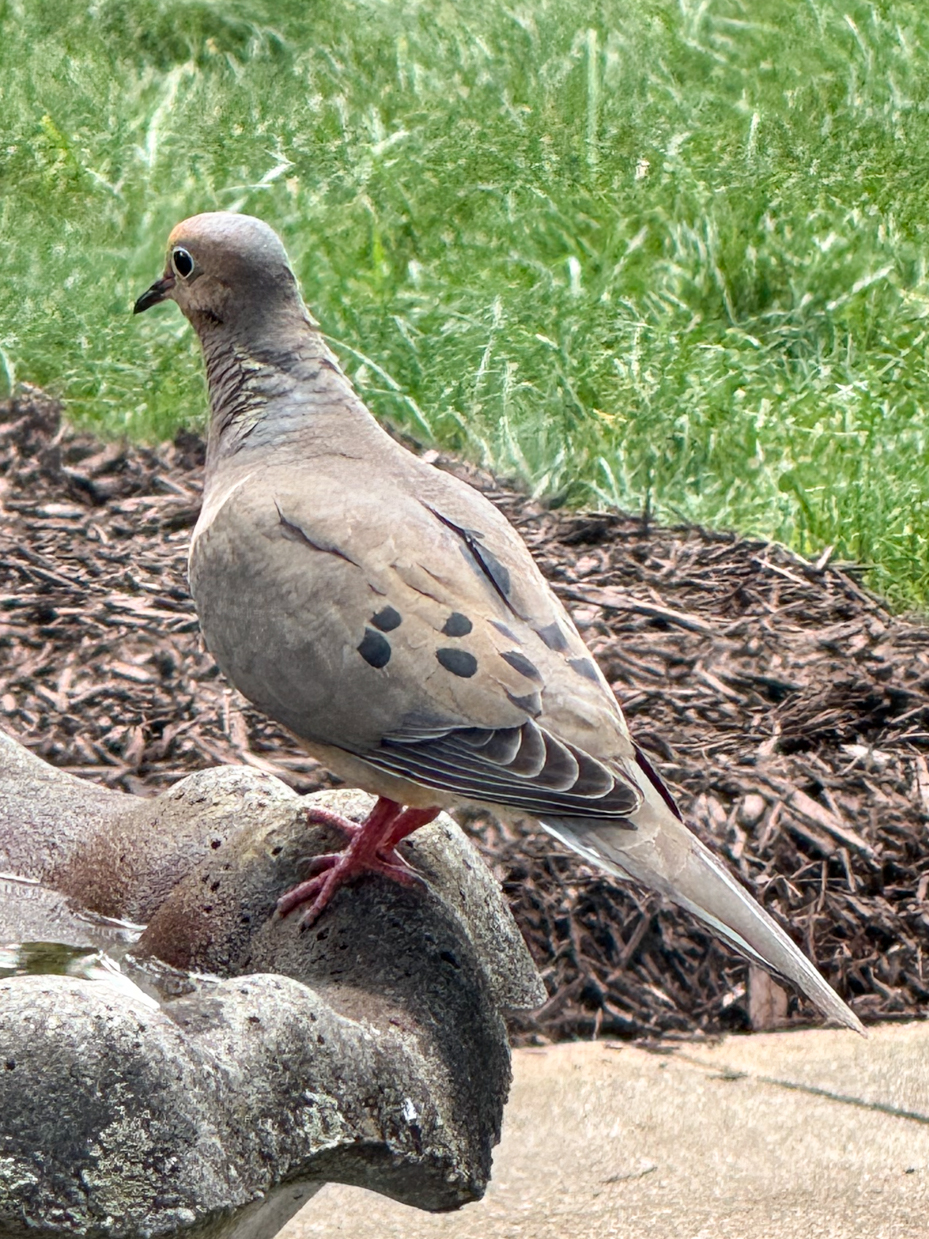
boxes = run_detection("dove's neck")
[197,315,369,485]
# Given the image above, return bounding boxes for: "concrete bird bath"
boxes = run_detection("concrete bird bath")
[0,729,544,1238]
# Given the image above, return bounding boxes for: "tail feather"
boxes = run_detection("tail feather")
[541,794,865,1035]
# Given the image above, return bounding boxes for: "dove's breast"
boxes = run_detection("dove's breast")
[189,468,382,751]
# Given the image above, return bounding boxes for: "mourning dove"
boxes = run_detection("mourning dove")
[135,212,863,1033]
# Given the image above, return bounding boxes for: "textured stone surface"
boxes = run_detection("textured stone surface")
[0,730,544,1237]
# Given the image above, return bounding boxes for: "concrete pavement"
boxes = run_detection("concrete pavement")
[285,1023,929,1239]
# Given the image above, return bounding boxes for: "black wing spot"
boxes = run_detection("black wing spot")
[475,544,511,598]
[358,628,392,669]
[536,621,569,652]
[506,689,542,716]
[501,649,542,681]
[275,504,360,566]
[490,619,519,641]
[425,505,516,612]
[372,606,402,632]
[442,612,473,637]
[568,656,600,683]
[437,648,478,678]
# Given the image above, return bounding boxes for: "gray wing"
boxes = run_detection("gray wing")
[191,454,645,823]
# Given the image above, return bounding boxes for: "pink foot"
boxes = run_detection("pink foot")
[277,797,439,927]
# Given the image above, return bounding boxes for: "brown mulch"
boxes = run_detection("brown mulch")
[1,389,927,1041]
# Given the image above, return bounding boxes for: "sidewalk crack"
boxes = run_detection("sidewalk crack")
[670,1051,929,1127]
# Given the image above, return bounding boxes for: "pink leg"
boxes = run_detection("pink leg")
[277,797,439,926]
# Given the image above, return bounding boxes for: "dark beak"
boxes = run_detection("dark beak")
[133,273,175,315]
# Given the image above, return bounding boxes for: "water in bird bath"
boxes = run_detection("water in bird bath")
[0,872,218,1010]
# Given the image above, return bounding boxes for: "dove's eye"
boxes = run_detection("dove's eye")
[171,247,194,279]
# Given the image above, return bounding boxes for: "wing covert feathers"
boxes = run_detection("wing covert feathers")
[366,718,641,821]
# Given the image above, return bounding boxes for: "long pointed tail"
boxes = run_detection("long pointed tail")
[541,792,864,1035]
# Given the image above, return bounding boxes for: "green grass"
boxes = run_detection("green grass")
[3,0,929,605]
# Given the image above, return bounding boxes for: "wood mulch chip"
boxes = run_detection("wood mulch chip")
[1,390,927,1041]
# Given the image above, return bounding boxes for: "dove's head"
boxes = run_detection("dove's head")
[134,212,308,337]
